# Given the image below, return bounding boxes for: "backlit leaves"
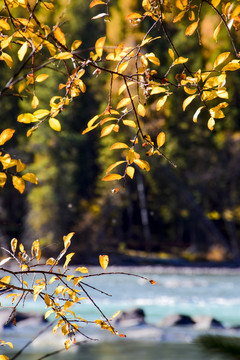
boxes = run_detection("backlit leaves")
[0,129,15,146]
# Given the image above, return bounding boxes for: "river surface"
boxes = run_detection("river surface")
[2,265,240,360]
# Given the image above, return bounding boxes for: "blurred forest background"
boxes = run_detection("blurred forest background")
[1,0,240,263]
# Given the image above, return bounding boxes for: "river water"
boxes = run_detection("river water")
[2,265,240,360]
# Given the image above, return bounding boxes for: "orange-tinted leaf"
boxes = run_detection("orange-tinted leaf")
[106,161,125,174]
[18,42,28,61]
[54,52,73,60]
[185,21,198,36]
[137,103,146,117]
[0,129,15,145]
[22,173,38,184]
[134,159,150,171]
[90,0,105,8]
[35,74,49,82]
[54,27,66,46]
[32,95,39,109]
[17,113,35,123]
[149,279,157,285]
[31,240,41,261]
[116,97,131,109]
[126,12,142,20]
[110,142,129,150]
[102,174,122,181]
[12,176,25,194]
[63,232,75,249]
[156,95,168,111]
[182,94,197,111]
[0,172,7,188]
[101,124,115,137]
[99,255,109,270]
[122,120,136,128]
[173,57,188,65]
[63,252,75,269]
[71,40,82,51]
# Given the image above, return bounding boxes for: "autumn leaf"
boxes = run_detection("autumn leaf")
[18,42,28,61]
[156,95,168,111]
[182,94,197,111]
[63,252,75,269]
[95,36,106,58]
[63,232,75,249]
[12,176,25,194]
[0,172,7,188]
[102,173,122,181]
[49,118,61,131]
[22,173,38,184]
[99,255,109,270]
[54,52,73,60]
[137,103,146,117]
[106,161,125,173]
[0,129,15,146]
[157,131,166,148]
[71,40,82,51]
[185,21,198,36]
[0,52,13,68]
[126,166,135,179]
[35,74,49,82]
[90,0,105,8]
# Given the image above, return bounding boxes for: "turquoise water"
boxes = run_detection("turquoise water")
[2,266,240,359]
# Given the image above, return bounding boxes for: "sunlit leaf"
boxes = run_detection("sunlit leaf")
[222,60,240,71]
[35,74,49,82]
[106,161,125,174]
[0,172,7,188]
[63,232,75,249]
[17,113,35,123]
[134,159,150,171]
[185,21,198,36]
[33,109,50,119]
[157,131,165,148]
[63,253,75,269]
[211,0,221,7]
[110,142,129,150]
[101,124,115,137]
[213,52,231,68]
[95,36,106,58]
[145,52,160,66]
[173,57,188,65]
[46,258,56,265]
[156,95,168,111]
[168,48,175,61]
[193,106,204,123]
[0,52,13,68]
[126,12,142,20]
[54,27,66,46]
[71,40,82,51]
[18,42,28,61]
[54,52,73,60]
[22,173,38,184]
[99,254,109,270]
[0,276,11,288]
[49,118,61,132]
[126,166,135,179]
[118,81,135,95]
[208,117,215,131]
[213,23,221,41]
[150,87,166,95]
[65,339,71,350]
[31,240,41,261]
[182,94,197,111]
[90,0,105,8]
[92,13,108,20]
[0,355,10,360]
[137,103,146,117]
[0,257,12,266]
[102,173,122,181]
[0,129,15,146]
[75,267,88,273]
[12,176,25,194]
[32,95,39,109]
[116,97,131,109]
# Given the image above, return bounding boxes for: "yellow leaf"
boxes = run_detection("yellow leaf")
[46,258,56,265]
[71,40,82,51]
[32,95,39,109]
[116,97,131,109]
[11,238,18,254]
[101,124,115,137]
[145,52,160,66]
[0,355,10,360]
[18,42,28,61]
[33,109,50,119]
[126,149,135,164]
[95,36,106,58]
[126,166,135,179]
[176,0,188,10]
[63,232,75,249]
[173,57,189,65]
[134,159,150,171]
[208,117,215,131]
[49,118,61,132]
[35,74,49,82]
[73,276,84,286]
[16,160,26,172]
[213,52,231,68]
[173,11,185,23]
[150,87,166,95]
[17,113,34,123]
[102,174,122,181]
[1,35,13,50]
[126,12,142,20]
[44,293,51,306]
[67,275,74,282]
[63,301,73,311]
[213,23,221,41]
[157,131,165,147]
[54,52,73,60]
[0,275,11,288]
[12,176,25,194]
[116,62,128,75]
[0,129,15,146]
[90,0,105,8]
[54,27,66,46]
[211,0,221,7]
[193,106,204,123]
[122,120,136,128]
[65,339,71,350]
[75,267,88,273]
[118,81,135,95]
[0,52,13,68]
[0,172,7,188]
[99,255,109,270]
[0,19,10,31]
[110,310,121,320]
[222,60,240,71]
[168,48,175,61]
[110,142,129,150]
[106,161,125,174]
[22,173,38,184]
[137,103,146,117]
[156,95,168,111]
[31,240,41,261]
[185,21,198,36]
[45,309,54,319]
[182,94,197,111]
[63,253,75,269]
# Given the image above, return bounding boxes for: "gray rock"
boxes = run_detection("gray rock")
[159,314,196,327]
